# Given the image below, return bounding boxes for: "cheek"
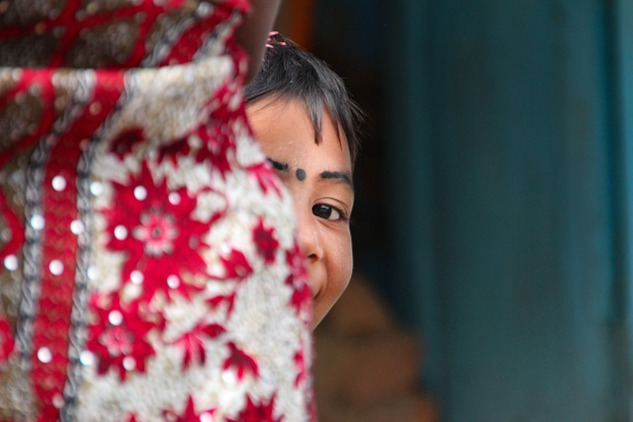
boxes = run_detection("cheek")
[328,234,354,300]
[312,232,353,328]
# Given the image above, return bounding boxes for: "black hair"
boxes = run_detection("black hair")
[244,33,363,167]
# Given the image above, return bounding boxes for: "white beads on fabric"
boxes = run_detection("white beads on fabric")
[114,225,128,240]
[122,356,136,371]
[70,219,85,235]
[89,102,102,115]
[3,254,18,271]
[87,266,99,280]
[90,181,103,196]
[197,1,212,16]
[85,2,98,16]
[31,214,45,230]
[108,310,123,326]
[130,270,144,285]
[168,192,181,205]
[133,186,147,201]
[167,275,180,289]
[80,350,95,366]
[200,413,214,422]
[49,259,64,276]
[37,347,53,363]
[222,370,237,385]
[53,394,65,409]
[52,175,67,192]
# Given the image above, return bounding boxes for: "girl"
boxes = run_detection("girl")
[246,33,364,328]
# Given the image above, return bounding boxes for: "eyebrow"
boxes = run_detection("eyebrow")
[268,157,354,189]
[320,171,354,189]
[267,158,289,172]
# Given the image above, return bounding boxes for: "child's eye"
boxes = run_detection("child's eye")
[312,204,348,222]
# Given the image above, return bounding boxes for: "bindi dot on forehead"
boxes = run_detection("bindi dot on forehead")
[296,168,306,181]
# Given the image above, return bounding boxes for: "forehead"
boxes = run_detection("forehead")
[246,97,352,170]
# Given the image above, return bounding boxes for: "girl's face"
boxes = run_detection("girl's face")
[247,97,354,328]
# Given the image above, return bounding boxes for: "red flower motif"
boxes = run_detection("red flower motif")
[163,396,216,422]
[110,128,146,160]
[227,395,282,422]
[206,292,237,315]
[285,241,307,287]
[86,294,162,380]
[194,123,234,178]
[0,317,15,364]
[157,136,191,166]
[293,348,308,388]
[222,342,258,381]
[172,321,226,369]
[285,242,311,315]
[102,161,211,301]
[289,283,312,317]
[207,81,245,124]
[247,162,283,197]
[216,248,253,282]
[253,217,279,264]
[195,81,245,177]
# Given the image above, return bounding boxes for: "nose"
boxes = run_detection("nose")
[296,207,324,264]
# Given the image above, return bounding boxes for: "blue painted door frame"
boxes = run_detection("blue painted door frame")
[385,0,633,420]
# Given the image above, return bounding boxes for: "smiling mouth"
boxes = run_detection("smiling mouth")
[304,271,319,297]
[309,278,324,302]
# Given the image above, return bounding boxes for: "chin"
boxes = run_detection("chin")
[311,310,325,330]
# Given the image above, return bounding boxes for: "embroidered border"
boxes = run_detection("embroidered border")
[61,71,129,421]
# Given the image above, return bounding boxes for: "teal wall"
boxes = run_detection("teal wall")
[384,0,633,421]
[314,0,633,419]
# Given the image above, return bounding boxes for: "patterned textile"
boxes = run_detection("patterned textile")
[0,1,314,421]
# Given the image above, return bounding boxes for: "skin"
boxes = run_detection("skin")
[235,0,282,83]
[247,97,354,328]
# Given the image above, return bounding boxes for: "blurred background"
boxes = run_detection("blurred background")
[275,1,633,421]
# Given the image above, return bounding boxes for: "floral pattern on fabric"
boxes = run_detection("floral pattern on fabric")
[87,293,164,380]
[226,395,282,422]
[77,104,313,419]
[102,160,211,302]
[0,1,314,421]
[285,241,313,318]
[162,396,216,422]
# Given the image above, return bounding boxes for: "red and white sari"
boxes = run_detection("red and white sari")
[0,1,314,420]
